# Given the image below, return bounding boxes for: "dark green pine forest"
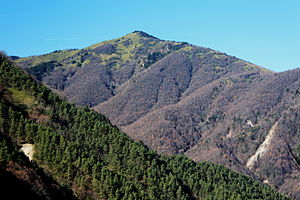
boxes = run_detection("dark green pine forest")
[0,53,290,199]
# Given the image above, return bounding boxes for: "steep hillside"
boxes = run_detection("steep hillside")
[1,51,290,199]
[17,31,300,199]
[0,132,76,200]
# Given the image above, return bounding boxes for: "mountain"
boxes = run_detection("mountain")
[17,31,300,199]
[0,49,290,199]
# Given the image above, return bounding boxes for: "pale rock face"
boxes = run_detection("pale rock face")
[20,144,34,161]
[246,122,278,169]
[226,129,234,138]
[263,179,271,185]
[246,120,255,128]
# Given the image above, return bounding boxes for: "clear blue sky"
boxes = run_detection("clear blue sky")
[1,0,299,72]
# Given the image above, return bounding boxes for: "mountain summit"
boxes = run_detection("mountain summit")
[132,30,159,38]
[17,32,300,199]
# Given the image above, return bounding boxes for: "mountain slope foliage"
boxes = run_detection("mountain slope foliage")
[0,135,76,200]
[17,31,300,199]
[0,53,291,199]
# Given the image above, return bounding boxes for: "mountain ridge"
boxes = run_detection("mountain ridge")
[0,52,290,199]
[16,32,300,199]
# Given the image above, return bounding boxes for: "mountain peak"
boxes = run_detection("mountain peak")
[131,30,158,39]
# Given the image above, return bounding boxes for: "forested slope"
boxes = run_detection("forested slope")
[17,31,300,199]
[0,53,290,199]
[0,135,76,200]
